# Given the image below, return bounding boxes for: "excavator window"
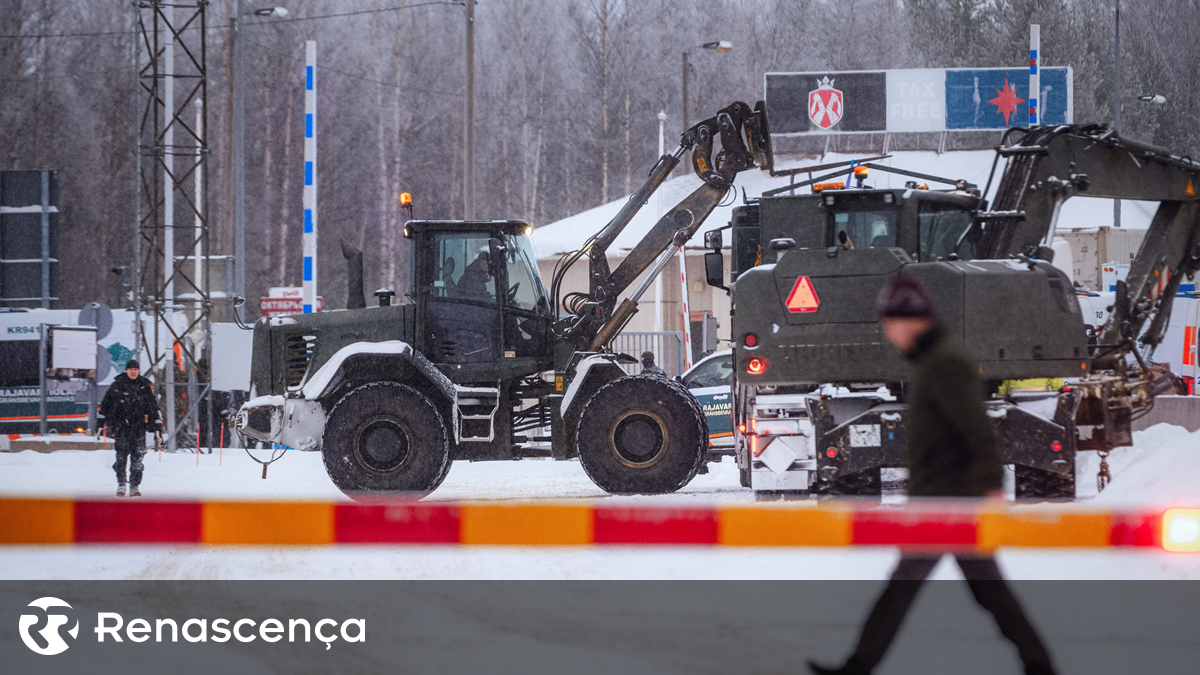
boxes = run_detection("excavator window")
[918,204,975,261]
[830,210,897,249]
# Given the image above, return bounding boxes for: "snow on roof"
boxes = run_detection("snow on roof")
[532,149,1156,260]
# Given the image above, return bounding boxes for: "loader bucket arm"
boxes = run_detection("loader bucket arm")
[554,100,772,351]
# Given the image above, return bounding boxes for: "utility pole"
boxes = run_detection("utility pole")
[1113,0,1122,229]
[681,50,689,131]
[464,0,476,220]
[234,0,246,298]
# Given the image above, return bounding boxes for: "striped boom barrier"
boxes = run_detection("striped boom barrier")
[0,499,1196,551]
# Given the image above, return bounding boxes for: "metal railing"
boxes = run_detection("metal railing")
[612,331,688,378]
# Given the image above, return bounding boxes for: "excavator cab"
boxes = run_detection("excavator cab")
[405,220,553,383]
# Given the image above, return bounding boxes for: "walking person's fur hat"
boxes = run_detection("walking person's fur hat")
[877,273,935,319]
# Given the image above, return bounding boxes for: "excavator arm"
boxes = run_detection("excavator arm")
[552,100,772,352]
[974,124,1200,362]
[976,124,1200,451]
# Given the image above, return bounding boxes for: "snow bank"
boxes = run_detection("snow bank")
[532,149,1155,259]
[1083,424,1200,506]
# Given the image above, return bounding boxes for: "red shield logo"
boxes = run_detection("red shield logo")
[808,76,843,129]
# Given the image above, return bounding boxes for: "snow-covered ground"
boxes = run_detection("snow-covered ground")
[2,424,1198,580]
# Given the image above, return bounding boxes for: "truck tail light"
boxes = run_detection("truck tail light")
[744,334,757,347]
[1051,441,1062,452]
[747,357,767,374]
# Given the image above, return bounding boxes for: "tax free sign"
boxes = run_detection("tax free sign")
[765,67,1072,135]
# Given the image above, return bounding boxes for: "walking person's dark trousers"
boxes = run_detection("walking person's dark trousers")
[845,555,1053,673]
[112,429,146,488]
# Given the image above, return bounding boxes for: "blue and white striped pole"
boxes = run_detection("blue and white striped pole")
[1029,24,1040,126]
[303,40,317,313]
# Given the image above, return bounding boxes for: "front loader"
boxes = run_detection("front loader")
[236,101,773,499]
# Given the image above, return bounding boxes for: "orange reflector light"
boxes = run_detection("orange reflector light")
[853,166,869,177]
[738,423,746,434]
[750,434,760,457]
[1163,509,1200,552]
[744,334,757,347]
[749,418,757,433]
[747,357,767,374]
[399,192,413,206]
[813,182,845,192]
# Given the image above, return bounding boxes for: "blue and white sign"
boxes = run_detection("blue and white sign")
[766,67,1072,135]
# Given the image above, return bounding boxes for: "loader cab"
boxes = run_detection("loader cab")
[405,220,553,381]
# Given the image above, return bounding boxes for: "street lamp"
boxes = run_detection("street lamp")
[682,41,733,130]
[233,1,289,304]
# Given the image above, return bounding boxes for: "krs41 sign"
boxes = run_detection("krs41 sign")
[260,297,324,317]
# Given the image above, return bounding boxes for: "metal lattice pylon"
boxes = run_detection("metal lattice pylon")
[133,1,213,453]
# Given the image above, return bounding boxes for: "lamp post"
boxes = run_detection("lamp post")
[233,2,288,302]
[681,40,732,130]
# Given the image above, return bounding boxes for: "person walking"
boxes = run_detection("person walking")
[98,359,162,497]
[808,273,1056,675]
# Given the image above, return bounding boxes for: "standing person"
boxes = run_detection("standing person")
[640,351,666,377]
[98,360,162,497]
[808,274,1056,675]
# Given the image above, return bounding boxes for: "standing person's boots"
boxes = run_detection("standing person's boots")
[129,486,141,498]
[116,483,127,497]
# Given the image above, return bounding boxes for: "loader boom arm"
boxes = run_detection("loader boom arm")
[552,101,771,351]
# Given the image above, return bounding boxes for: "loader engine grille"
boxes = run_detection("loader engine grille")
[285,334,318,390]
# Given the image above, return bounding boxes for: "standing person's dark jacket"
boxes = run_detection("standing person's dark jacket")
[903,323,1004,497]
[99,373,162,434]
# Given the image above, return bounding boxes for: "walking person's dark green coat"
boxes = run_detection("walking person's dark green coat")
[903,322,1004,497]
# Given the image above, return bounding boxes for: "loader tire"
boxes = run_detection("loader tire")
[575,375,708,494]
[1014,464,1075,501]
[322,382,450,501]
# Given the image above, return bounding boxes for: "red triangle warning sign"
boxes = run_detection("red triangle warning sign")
[785,276,820,313]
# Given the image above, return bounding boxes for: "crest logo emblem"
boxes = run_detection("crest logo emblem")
[808,76,843,129]
[19,597,79,656]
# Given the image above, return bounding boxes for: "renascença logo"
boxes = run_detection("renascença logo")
[19,597,80,655]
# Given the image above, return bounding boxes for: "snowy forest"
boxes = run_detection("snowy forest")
[2,0,1197,312]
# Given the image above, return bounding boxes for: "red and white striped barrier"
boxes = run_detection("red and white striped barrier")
[1,498,1198,552]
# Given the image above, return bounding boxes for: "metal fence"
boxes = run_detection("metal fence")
[611,331,688,378]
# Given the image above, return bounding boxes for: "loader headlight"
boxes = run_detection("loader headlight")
[1163,509,1200,552]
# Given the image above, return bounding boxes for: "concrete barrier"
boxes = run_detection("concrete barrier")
[1133,395,1200,433]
